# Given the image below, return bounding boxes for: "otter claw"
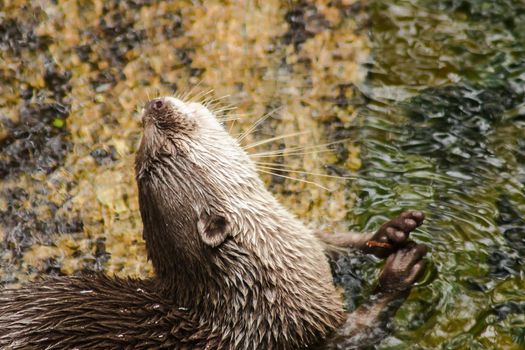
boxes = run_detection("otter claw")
[366,211,425,258]
[366,240,393,249]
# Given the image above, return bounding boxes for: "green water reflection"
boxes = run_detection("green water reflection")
[350,0,525,348]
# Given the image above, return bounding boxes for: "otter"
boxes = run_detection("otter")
[0,96,428,349]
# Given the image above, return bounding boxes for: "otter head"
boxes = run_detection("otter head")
[135,96,265,285]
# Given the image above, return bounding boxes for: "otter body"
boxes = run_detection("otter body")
[0,276,208,349]
[0,97,344,349]
[0,97,427,349]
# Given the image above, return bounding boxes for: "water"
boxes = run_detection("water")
[1,0,525,348]
[345,1,525,348]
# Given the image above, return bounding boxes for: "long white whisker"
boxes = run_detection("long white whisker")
[243,131,311,150]
[190,88,214,103]
[237,107,283,142]
[249,148,337,158]
[218,112,249,121]
[256,164,356,180]
[256,169,332,191]
[203,94,231,107]
[175,85,189,100]
[178,85,192,101]
[181,80,204,101]
[229,118,238,134]
[219,116,243,123]
[212,106,238,116]
[249,138,351,157]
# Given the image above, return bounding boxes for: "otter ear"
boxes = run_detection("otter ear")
[197,211,229,247]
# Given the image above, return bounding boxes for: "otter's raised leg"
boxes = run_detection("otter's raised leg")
[322,242,428,349]
[316,211,425,258]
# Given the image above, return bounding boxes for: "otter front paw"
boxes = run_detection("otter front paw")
[375,242,427,295]
[365,211,425,258]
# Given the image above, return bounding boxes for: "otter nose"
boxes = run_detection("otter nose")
[146,98,166,112]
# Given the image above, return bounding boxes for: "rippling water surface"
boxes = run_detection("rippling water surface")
[346,0,525,348]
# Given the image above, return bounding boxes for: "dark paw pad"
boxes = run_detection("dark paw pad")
[376,242,428,294]
[366,211,425,258]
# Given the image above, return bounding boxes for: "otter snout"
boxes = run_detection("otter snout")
[142,98,168,126]
[149,98,166,112]
[140,96,224,138]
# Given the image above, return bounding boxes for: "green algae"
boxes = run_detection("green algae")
[52,118,65,128]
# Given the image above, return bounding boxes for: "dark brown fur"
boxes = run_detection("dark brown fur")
[0,276,211,349]
[0,97,345,349]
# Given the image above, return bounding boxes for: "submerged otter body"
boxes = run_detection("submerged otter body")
[0,97,345,349]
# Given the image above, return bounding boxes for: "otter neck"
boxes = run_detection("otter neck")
[143,182,345,347]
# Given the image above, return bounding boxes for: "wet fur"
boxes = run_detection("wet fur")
[0,276,210,349]
[0,97,345,349]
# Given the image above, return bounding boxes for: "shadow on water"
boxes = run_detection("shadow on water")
[341,0,525,347]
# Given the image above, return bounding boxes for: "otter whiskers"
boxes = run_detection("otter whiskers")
[256,168,333,191]
[237,107,283,142]
[255,163,357,181]
[242,130,311,150]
